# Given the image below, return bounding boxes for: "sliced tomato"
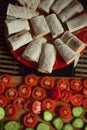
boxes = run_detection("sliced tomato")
[83,79,87,89]
[83,98,87,109]
[41,98,56,112]
[23,112,38,128]
[32,86,47,100]
[24,100,33,111]
[0,83,5,94]
[71,79,83,92]
[5,104,18,119]
[83,88,87,96]
[0,74,12,87]
[59,106,72,119]
[0,95,7,107]
[5,88,18,100]
[60,91,72,103]
[32,101,41,114]
[57,79,70,91]
[40,76,54,89]
[49,87,61,100]
[18,84,31,98]
[13,97,25,109]
[24,74,39,87]
[71,94,83,106]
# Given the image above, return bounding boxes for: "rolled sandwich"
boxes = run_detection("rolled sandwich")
[39,0,55,13]
[7,30,33,51]
[17,0,40,11]
[66,14,87,32]
[54,38,77,64]
[38,43,56,73]
[51,0,73,14]
[46,14,64,38]
[5,18,30,36]
[31,15,50,37]
[22,37,47,62]
[7,3,39,19]
[58,0,84,23]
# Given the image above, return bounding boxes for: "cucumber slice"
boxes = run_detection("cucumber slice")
[85,125,87,130]
[72,118,84,129]
[0,107,5,120]
[72,106,84,117]
[36,123,50,130]
[25,128,34,130]
[53,117,64,130]
[63,124,74,130]
[4,121,21,130]
[43,110,53,121]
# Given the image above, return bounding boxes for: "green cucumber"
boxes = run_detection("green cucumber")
[36,123,50,130]
[43,110,53,121]
[0,107,5,120]
[53,117,64,130]
[72,118,84,129]
[72,106,84,117]
[4,121,21,130]
[25,128,34,130]
[63,124,74,130]
[84,125,87,130]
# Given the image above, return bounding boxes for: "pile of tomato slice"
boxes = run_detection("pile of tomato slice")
[0,74,87,129]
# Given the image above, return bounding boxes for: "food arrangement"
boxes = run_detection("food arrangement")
[0,74,87,129]
[4,0,87,73]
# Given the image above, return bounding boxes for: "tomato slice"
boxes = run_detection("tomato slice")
[83,98,87,109]
[57,79,70,91]
[40,76,54,89]
[0,95,7,107]
[18,84,31,98]
[71,79,83,92]
[83,88,87,96]
[32,101,41,114]
[32,86,47,100]
[5,104,18,119]
[23,112,38,128]
[0,83,5,94]
[60,91,72,103]
[83,79,87,89]
[49,87,61,100]
[24,74,39,87]
[41,98,56,112]
[59,106,72,119]
[71,94,83,106]
[5,88,18,100]
[0,74,12,87]
[24,100,33,111]
[13,97,25,109]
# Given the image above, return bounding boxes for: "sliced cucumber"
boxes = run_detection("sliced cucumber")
[63,123,74,130]
[85,125,87,130]
[25,128,34,130]
[0,107,5,120]
[53,117,64,130]
[4,121,21,130]
[72,106,84,117]
[43,110,53,121]
[36,123,50,130]
[72,118,84,129]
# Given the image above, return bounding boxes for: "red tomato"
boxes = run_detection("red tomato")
[5,104,18,119]
[0,83,5,94]
[61,91,72,103]
[40,76,54,89]
[49,87,61,100]
[57,79,70,91]
[83,98,87,109]
[13,97,25,109]
[23,112,38,128]
[32,101,41,114]
[83,79,87,89]
[41,98,56,112]
[0,74,12,87]
[71,94,83,106]
[5,88,18,100]
[71,79,83,92]
[83,88,87,96]
[59,106,72,119]
[32,86,47,100]
[0,95,7,107]
[24,100,33,111]
[18,84,31,98]
[24,74,39,87]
